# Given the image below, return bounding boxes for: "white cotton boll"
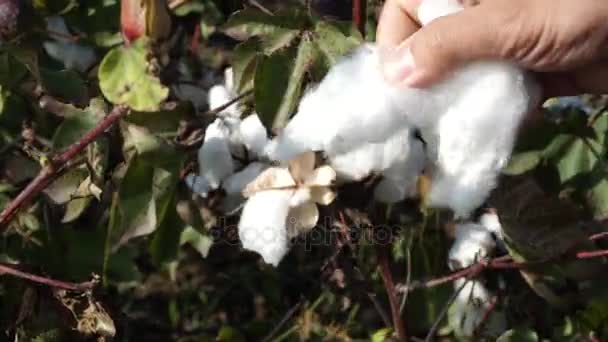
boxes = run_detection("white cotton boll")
[266,45,422,161]
[222,162,268,195]
[199,119,235,189]
[450,279,499,337]
[238,190,292,266]
[329,127,413,181]
[208,85,240,117]
[479,212,503,241]
[428,63,539,218]
[185,173,211,198]
[224,67,235,94]
[239,115,269,157]
[374,137,426,203]
[449,223,495,270]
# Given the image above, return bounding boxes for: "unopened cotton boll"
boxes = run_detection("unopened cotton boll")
[448,222,495,270]
[238,190,292,266]
[198,119,234,189]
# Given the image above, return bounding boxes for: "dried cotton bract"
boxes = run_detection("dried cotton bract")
[238,152,336,265]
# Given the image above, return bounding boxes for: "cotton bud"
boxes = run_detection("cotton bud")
[121,0,171,43]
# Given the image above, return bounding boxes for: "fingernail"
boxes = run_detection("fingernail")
[380,45,416,85]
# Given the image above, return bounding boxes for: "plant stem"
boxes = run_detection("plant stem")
[377,245,408,341]
[0,263,95,291]
[0,105,129,230]
[352,0,367,37]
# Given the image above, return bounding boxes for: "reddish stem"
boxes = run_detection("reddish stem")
[576,249,608,259]
[0,105,128,229]
[0,263,95,291]
[352,0,367,37]
[377,245,407,341]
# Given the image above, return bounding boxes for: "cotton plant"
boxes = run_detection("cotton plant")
[186,68,270,198]
[238,152,337,266]
[265,0,539,217]
[43,16,96,73]
[446,213,507,337]
[449,278,507,338]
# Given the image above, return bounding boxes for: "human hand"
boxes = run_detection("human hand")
[377,0,608,99]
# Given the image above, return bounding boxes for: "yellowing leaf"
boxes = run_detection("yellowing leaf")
[98,38,168,111]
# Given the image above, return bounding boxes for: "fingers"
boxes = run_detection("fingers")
[376,0,421,47]
[382,0,532,87]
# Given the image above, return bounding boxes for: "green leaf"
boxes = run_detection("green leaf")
[61,176,102,223]
[40,68,88,105]
[0,53,27,88]
[98,38,169,111]
[371,328,392,342]
[503,151,542,176]
[116,156,157,248]
[588,177,608,219]
[223,8,308,41]
[313,20,362,66]
[496,328,539,342]
[149,195,183,265]
[52,98,106,149]
[254,38,315,131]
[123,124,183,167]
[43,168,89,205]
[180,226,213,258]
[232,39,261,93]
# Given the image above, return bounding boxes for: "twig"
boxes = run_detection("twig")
[473,295,499,338]
[352,0,367,37]
[0,105,129,229]
[261,300,303,342]
[576,249,608,259]
[168,0,191,10]
[399,232,414,314]
[396,256,517,293]
[377,245,407,341]
[0,263,95,291]
[201,91,253,117]
[248,0,274,16]
[424,279,468,342]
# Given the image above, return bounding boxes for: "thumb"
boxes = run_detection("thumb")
[382,1,528,87]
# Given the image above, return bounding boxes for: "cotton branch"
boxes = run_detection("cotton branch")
[0,105,129,229]
[0,263,95,291]
[376,244,408,341]
[352,0,367,36]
